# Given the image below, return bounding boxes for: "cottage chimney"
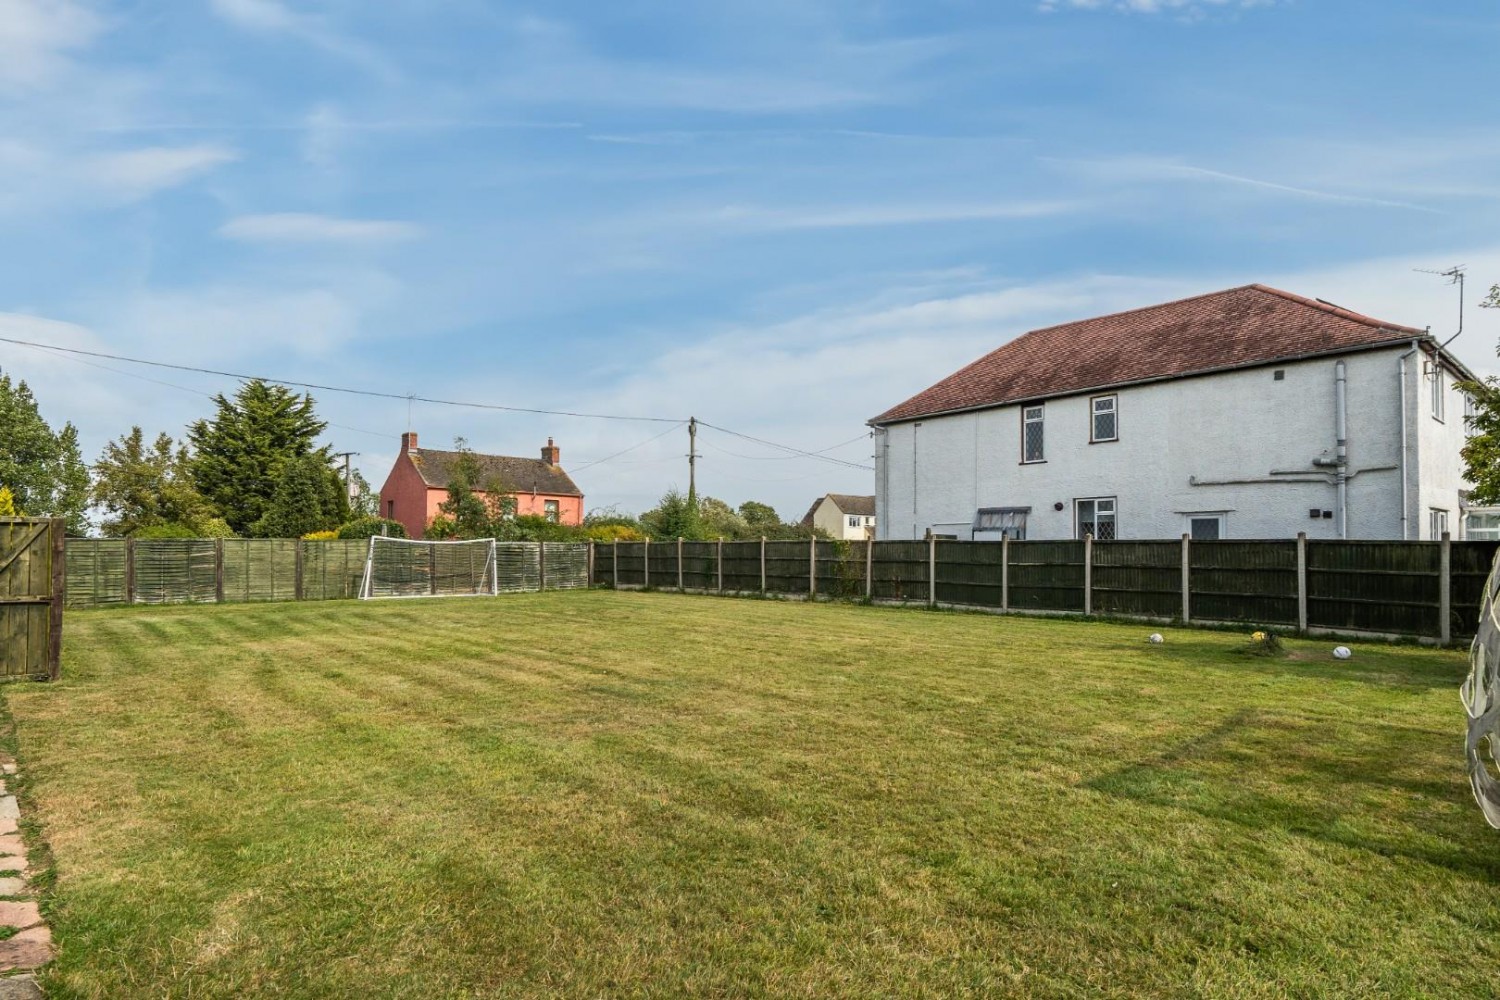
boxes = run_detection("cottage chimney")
[541,437,560,465]
[401,431,419,455]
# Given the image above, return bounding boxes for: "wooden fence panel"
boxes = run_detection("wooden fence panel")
[615,542,646,587]
[1307,540,1439,636]
[1008,540,1085,612]
[133,539,218,604]
[815,541,866,599]
[764,541,810,594]
[871,541,927,602]
[542,543,590,590]
[0,518,61,679]
[1093,541,1181,618]
[721,541,761,591]
[679,541,716,590]
[935,541,1004,607]
[1451,541,1500,640]
[593,543,617,586]
[65,539,128,608]
[300,540,367,601]
[1190,540,1298,626]
[220,539,297,603]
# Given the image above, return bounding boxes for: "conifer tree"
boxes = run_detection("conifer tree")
[188,380,331,535]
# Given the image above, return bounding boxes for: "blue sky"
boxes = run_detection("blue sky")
[1,0,1498,520]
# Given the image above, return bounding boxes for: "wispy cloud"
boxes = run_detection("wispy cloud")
[219,213,423,244]
[209,0,394,78]
[0,0,103,90]
[83,144,238,200]
[1047,155,1442,213]
[705,200,1083,231]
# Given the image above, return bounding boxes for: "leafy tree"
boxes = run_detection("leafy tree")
[93,428,221,537]
[437,444,496,539]
[0,369,90,531]
[738,501,781,533]
[188,380,331,535]
[0,486,16,516]
[349,469,379,518]
[698,496,749,539]
[1461,286,1500,502]
[252,454,349,538]
[639,488,702,540]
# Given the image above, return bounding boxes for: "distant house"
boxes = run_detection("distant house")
[803,494,876,540]
[378,432,584,539]
[869,284,1475,542]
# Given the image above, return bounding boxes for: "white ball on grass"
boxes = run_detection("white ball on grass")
[1147,633,1164,644]
[1332,645,1352,660]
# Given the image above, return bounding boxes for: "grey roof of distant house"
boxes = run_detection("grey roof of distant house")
[410,448,582,497]
[801,493,876,524]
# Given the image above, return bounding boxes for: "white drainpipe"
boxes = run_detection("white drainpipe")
[1398,339,1420,540]
[1335,360,1348,538]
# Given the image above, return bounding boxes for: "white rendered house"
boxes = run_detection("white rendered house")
[802,494,876,540]
[870,285,1474,542]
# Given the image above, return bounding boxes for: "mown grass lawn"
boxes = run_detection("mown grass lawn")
[4,591,1497,998]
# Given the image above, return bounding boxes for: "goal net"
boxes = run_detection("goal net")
[359,537,498,600]
[1463,551,1500,828]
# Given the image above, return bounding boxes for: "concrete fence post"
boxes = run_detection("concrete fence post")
[215,537,225,604]
[125,537,136,605]
[1001,535,1010,612]
[612,538,619,590]
[1180,533,1191,624]
[644,537,650,590]
[809,536,818,599]
[295,539,305,601]
[717,537,724,593]
[587,540,595,588]
[1440,531,1452,645]
[1083,533,1093,615]
[865,538,874,599]
[48,518,64,681]
[538,541,547,593]
[1296,532,1308,633]
[760,536,767,594]
[677,537,684,591]
[928,533,937,608]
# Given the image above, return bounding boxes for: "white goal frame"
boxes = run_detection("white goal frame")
[359,536,500,600]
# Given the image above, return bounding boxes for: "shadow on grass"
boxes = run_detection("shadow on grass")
[1137,638,1464,693]
[1086,708,1500,882]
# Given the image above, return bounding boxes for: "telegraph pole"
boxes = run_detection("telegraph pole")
[334,451,359,503]
[687,417,700,499]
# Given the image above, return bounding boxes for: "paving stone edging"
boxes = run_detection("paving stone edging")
[0,755,49,1000]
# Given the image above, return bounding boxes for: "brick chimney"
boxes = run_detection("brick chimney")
[541,437,560,465]
[401,431,419,455]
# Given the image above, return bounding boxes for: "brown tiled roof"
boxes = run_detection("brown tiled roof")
[411,449,582,497]
[871,284,1429,425]
[801,493,876,524]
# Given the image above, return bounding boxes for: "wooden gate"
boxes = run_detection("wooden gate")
[0,518,64,680]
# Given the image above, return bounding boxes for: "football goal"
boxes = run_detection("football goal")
[359,536,498,600]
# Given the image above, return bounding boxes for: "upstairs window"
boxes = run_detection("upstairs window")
[1091,395,1118,443]
[1076,497,1117,540]
[1430,508,1449,540]
[544,499,560,523]
[848,515,861,528]
[1432,365,1445,421]
[1022,405,1045,463]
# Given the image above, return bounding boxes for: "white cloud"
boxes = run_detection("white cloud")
[219,213,423,244]
[208,0,299,32]
[0,0,102,90]
[208,0,393,78]
[84,145,238,200]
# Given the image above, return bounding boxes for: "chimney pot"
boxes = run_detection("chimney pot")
[541,437,560,465]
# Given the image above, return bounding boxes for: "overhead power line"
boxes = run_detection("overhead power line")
[697,422,874,471]
[0,335,683,424]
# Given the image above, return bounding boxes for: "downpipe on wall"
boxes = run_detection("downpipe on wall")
[1397,339,1419,540]
[1311,360,1348,538]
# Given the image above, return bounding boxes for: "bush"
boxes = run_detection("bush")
[336,517,408,540]
[302,529,339,541]
[585,523,643,542]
